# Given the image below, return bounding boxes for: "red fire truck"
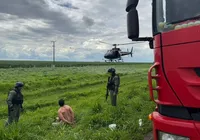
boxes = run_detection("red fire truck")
[126,0,200,140]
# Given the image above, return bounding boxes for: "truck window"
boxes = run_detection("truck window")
[155,0,200,33]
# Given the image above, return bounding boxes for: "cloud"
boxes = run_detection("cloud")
[82,16,94,27]
[0,0,153,62]
[58,2,79,10]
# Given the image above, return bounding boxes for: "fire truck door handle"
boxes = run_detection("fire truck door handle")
[148,62,160,103]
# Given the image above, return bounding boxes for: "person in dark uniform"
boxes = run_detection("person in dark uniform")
[107,68,120,106]
[5,82,24,126]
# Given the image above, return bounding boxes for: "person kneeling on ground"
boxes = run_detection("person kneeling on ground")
[53,99,75,126]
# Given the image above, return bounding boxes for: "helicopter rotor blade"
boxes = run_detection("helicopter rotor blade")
[99,41,112,45]
[115,42,145,46]
[99,41,146,47]
[69,47,108,51]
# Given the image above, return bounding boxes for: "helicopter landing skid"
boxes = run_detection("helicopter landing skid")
[104,58,123,63]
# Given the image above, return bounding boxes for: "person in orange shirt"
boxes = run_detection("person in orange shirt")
[55,99,75,126]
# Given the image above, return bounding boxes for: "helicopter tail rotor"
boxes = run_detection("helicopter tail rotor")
[130,47,133,57]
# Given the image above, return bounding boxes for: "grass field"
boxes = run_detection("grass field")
[0,60,151,68]
[0,63,155,140]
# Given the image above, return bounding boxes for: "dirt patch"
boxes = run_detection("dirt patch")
[144,131,153,140]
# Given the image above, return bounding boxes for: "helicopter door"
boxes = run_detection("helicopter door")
[115,50,120,58]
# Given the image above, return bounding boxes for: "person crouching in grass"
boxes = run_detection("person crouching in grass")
[52,99,75,127]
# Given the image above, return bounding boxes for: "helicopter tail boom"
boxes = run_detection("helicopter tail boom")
[120,47,133,57]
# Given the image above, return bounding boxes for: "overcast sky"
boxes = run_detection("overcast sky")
[0,0,153,62]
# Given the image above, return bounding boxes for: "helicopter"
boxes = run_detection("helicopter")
[99,41,136,62]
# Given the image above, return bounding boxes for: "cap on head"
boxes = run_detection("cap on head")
[58,99,65,107]
[107,68,116,73]
[15,82,24,88]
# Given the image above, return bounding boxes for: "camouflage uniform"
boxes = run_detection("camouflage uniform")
[5,82,24,126]
[107,68,120,106]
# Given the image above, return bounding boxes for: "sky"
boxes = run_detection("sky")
[0,0,153,62]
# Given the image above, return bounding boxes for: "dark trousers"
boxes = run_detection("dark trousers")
[5,105,21,126]
[109,90,117,106]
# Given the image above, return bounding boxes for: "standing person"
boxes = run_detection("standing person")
[5,82,24,126]
[57,99,75,126]
[107,68,120,106]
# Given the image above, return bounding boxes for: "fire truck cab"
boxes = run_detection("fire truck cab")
[126,0,200,139]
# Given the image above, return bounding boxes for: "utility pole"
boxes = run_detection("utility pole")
[51,41,56,67]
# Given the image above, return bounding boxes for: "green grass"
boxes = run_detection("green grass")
[0,60,151,68]
[0,63,155,140]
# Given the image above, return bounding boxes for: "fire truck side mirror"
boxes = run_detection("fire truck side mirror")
[127,8,139,39]
[126,0,139,12]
